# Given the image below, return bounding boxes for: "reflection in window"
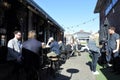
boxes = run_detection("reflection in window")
[112,0,118,5]
[0,35,6,46]
[105,0,118,15]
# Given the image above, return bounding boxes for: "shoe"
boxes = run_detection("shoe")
[92,71,99,75]
[106,63,112,67]
[78,53,81,56]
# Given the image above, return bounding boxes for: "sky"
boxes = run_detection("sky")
[34,0,99,34]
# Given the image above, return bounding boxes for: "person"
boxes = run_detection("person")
[7,30,22,62]
[22,30,42,56]
[22,30,42,80]
[0,35,7,63]
[88,38,101,75]
[58,40,67,62]
[99,39,108,67]
[70,43,76,56]
[70,40,81,56]
[58,40,66,54]
[74,40,81,56]
[7,30,22,80]
[107,26,120,72]
[66,43,72,59]
[0,35,6,46]
[46,37,60,57]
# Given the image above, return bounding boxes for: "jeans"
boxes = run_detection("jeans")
[90,51,99,72]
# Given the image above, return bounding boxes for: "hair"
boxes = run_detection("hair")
[14,30,21,35]
[109,26,116,31]
[28,30,36,39]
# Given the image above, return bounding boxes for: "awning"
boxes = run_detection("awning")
[94,0,107,13]
[25,0,64,31]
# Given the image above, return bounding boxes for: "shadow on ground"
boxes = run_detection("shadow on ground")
[86,61,92,71]
[100,68,120,80]
[54,68,79,80]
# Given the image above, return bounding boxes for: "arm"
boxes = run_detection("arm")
[113,39,119,53]
[7,40,20,59]
[46,40,51,47]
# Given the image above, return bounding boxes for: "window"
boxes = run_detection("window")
[112,0,118,5]
[105,0,118,15]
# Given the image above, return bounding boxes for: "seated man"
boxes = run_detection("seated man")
[22,30,42,80]
[22,30,42,67]
[46,37,60,57]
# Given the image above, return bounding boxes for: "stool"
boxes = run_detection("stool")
[48,56,59,77]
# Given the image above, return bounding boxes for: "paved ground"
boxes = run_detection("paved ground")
[56,52,96,80]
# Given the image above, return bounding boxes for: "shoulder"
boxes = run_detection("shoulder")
[33,39,42,46]
[8,38,15,44]
[114,33,119,36]
[114,33,120,38]
[7,38,15,47]
[34,39,41,44]
[22,40,28,45]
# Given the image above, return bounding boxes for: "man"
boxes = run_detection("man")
[22,30,42,55]
[88,38,101,75]
[46,37,60,57]
[58,40,66,54]
[22,30,42,80]
[107,26,119,72]
[7,30,22,80]
[7,30,22,62]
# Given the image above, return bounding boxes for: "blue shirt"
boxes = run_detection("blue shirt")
[50,41,60,54]
[88,39,100,53]
[108,33,119,49]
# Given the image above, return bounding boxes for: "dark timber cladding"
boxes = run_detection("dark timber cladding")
[0,0,64,43]
[94,0,120,41]
[25,0,64,31]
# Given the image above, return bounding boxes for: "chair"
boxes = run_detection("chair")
[0,46,7,63]
[48,55,60,78]
[22,48,41,80]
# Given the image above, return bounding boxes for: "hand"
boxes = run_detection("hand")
[17,56,21,62]
[113,49,118,53]
[46,45,50,48]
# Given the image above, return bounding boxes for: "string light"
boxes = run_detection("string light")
[64,17,98,32]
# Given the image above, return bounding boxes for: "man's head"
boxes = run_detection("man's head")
[1,35,5,39]
[108,26,116,34]
[14,31,21,40]
[28,30,36,39]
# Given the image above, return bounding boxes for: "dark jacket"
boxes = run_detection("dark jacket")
[22,38,42,69]
[22,38,42,55]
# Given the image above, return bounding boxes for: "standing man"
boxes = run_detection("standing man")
[107,26,119,72]
[7,30,22,62]
[88,38,101,75]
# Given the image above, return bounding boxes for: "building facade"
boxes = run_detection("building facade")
[94,0,120,41]
[0,0,64,44]
[74,31,91,40]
